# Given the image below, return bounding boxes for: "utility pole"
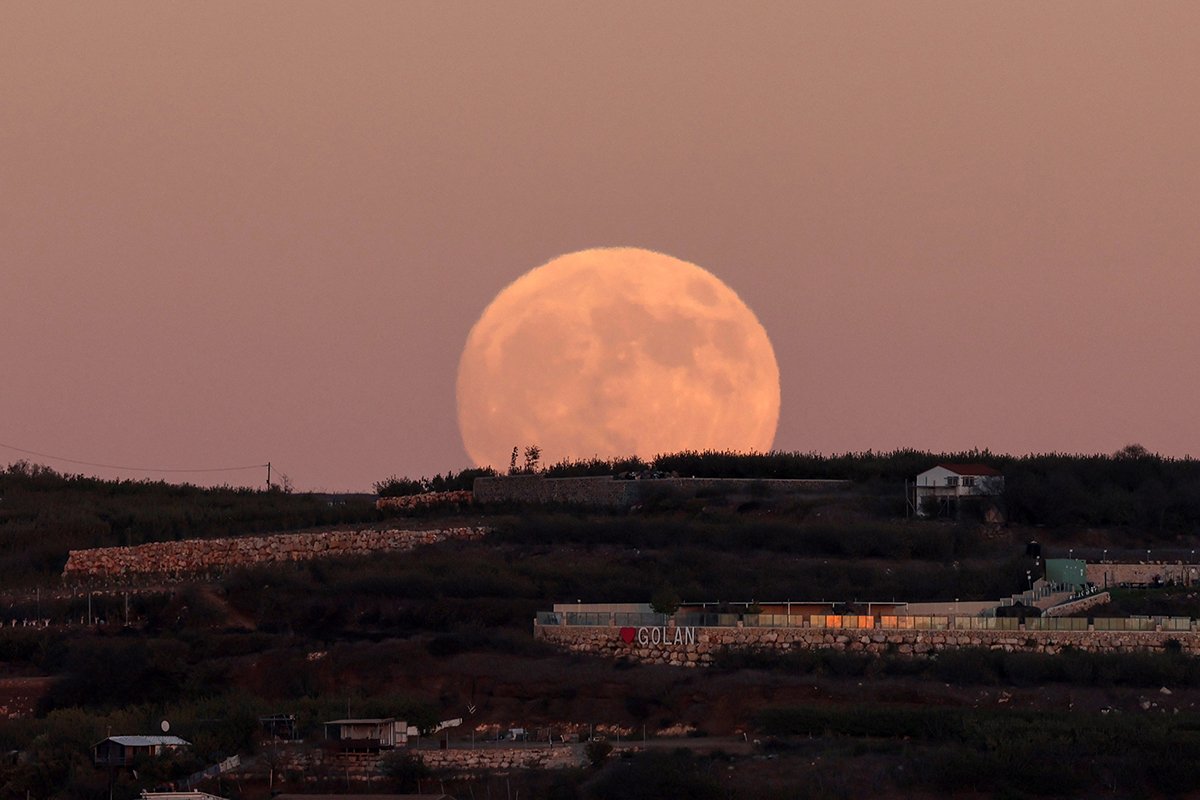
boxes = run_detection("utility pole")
[266,462,272,490]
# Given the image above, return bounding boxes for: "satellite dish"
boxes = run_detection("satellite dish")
[160,720,170,733]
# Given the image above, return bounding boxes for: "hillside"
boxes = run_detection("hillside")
[5,456,1200,797]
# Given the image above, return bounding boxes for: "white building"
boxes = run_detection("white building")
[93,735,191,767]
[914,464,1004,516]
[323,718,407,750]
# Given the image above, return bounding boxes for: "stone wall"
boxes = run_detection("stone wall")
[473,476,637,507]
[62,527,488,582]
[259,744,584,783]
[535,621,1200,667]
[418,744,584,774]
[1089,562,1200,587]
[375,491,472,512]
[1044,591,1112,617]
[473,475,851,508]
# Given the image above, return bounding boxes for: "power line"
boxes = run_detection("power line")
[0,440,267,474]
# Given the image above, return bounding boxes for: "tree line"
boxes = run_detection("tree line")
[0,461,380,584]
[377,444,1200,531]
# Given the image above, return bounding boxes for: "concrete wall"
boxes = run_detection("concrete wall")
[474,475,851,508]
[62,527,488,583]
[535,621,1200,667]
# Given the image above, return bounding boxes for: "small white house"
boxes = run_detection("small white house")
[914,464,1004,516]
[93,735,191,767]
[323,718,407,750]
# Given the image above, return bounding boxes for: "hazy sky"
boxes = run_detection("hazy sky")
[3,3,1198,491]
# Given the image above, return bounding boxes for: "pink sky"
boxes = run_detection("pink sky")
[3,3,1198,491]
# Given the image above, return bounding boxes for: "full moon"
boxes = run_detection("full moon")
[456,248,780,469]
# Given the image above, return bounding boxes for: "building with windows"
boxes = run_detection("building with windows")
[913,464,1004,517]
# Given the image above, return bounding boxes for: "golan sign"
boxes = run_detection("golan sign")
[619,626,697,646]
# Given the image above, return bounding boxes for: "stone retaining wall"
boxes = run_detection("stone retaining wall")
[1089,562,1200,587]
[261,745,584,782]
[535,622,1200,667]
[1044,591,1111,617]
[62,527,488,582]
[375,491,472,512]
[473,476,637,507]
[419,744,584,773]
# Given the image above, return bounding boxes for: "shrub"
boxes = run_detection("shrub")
[585,739,613,767]
[650,584,681,615]
[380,751,431,790]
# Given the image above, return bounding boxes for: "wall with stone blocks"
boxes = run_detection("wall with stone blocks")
[418,744,585,773]
[535,621,1200,667]
[375,491,473,511]
[1043,591,1112,617]
[473,476,637,507]
[62,526,488,582]
[257,744,584,782]
[1089,562,1200,587]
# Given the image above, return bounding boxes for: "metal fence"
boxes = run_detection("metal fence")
[1090,616,1193,632]
[537,611,1197,632]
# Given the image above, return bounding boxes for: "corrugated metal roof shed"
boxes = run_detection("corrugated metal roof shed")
[273,796,453,800]
[104,735,191,747]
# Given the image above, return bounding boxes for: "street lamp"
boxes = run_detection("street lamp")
[1103,549,1108,562]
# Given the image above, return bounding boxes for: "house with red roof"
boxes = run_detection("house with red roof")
[914,463,1004,517]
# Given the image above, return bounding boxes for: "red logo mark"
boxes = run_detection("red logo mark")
[619,627,636,644]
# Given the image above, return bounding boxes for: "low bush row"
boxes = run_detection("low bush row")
[720,645,1200,687]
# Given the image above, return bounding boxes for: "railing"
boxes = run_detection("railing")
[1024,617,1089,631]
[537,612,1198,632]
